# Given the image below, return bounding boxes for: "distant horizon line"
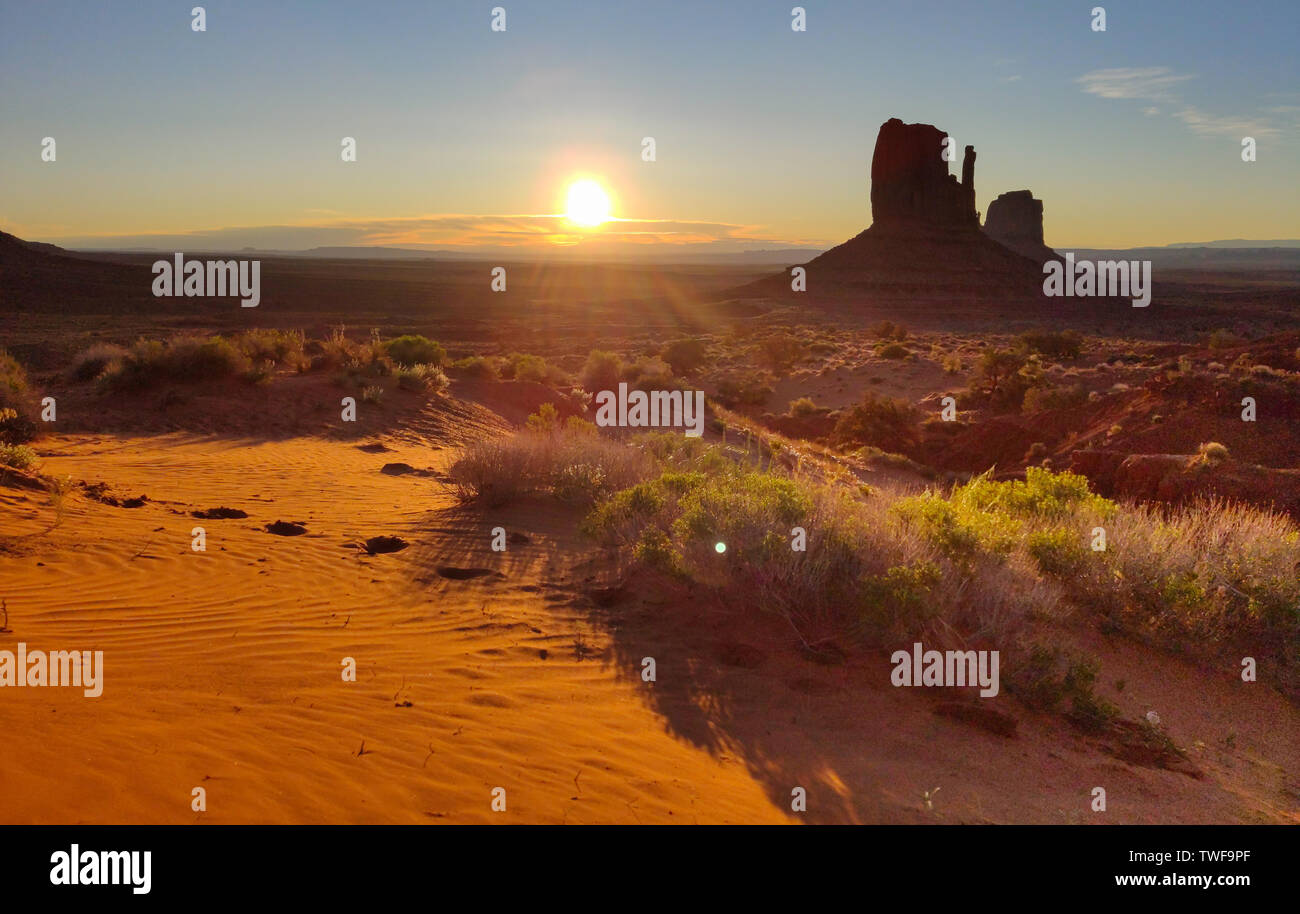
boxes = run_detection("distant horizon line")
[49,237,1300,258]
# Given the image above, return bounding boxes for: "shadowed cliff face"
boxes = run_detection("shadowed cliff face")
[870,118,979,229]
[984,190,1058,263]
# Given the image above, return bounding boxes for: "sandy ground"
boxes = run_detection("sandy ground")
[1,422,1297,824]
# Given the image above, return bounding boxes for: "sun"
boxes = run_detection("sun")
[564,179,612,228]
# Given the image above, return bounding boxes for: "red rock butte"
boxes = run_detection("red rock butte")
[748,117,1073,303]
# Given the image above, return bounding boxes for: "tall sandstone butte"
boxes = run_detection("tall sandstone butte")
[870,118,979,228]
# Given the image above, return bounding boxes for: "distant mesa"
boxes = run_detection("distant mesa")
[983,190,1057,264]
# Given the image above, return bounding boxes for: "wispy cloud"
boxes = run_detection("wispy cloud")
[1076,67,1193,101]
[1077,66,1281,138]
[1173,106,1279,138]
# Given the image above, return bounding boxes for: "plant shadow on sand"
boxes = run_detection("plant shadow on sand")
[406,496,1022,823]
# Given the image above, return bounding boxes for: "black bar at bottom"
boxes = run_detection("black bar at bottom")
[2,824,1285,900]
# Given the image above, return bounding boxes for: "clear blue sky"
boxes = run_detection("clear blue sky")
[2,0,1297,251]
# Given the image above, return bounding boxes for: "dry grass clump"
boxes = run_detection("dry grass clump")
[1071,499,1299,684]
[97,335,252,390]
[0,440,39,470]
[448,415,655,507]
[395,363,448,393]
[68,342,129,383]
[0,353,39,444]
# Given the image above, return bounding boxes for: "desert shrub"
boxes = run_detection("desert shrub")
[0,351,29,404]
[449,355,500,379]
[1022,383,1087,414]
[972,348,1025,395]
[622,356,676,391]
[242,360,276,385]
[892,469,1115,576]
[876,342,910,360]
[662,338,708,374]
[69,343,129,383]
[758,336,807,372]
[234,329,305,366]
[0,442,39,470]
[715,373,773,407]
[525,402,560,433]
[361,385,384,403]
[1026,527,1088,577]
[970,349,1051,409]
[1206,329,1242,350]
[385,335,445,367]
[309,326,363,371]
[942,353,963,374]
[859,561,943,634]
[584,456,1051,650]
[580,350,624,392]
[395,363,448,393]
[102,335,251,389]
[1197,441,1229,463]
[788,396,822,418]
[633,527,686,576]
[1016,329,1083,360]
[833,392,919,451]
[1006,646,1118,731]
[870,320,908,341]
[0,406,37,446]
[500,352,565,385]
[0,351,39,443]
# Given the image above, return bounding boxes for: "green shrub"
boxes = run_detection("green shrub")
[0,442,39,470]
[449,355,500,379]
[1027,528,1088,576]
[504,352,565,385]
[525,403,560,433]
[860,561,943,634]
[385,335,445,367]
